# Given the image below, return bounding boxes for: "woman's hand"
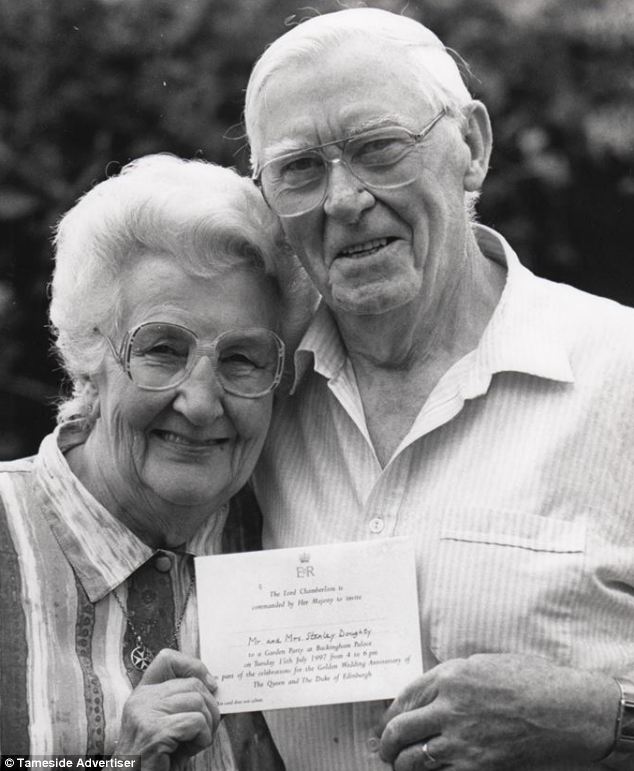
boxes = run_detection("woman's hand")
[115,649,220,771]
[375,653,619,770]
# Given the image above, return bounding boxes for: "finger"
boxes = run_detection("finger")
[375,673,438,737]
[133,677,219,733]
[156,688,217,730]
[208,696,221,734]
[163,685,220,732]
[379,705,442,764]
[160,712,213,755]
[393,737,450,771]
[140,649,216,692]
[135,675,215,703]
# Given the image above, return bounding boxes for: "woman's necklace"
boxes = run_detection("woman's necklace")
[112,574,195,672]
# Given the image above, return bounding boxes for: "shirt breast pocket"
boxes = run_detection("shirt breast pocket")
[427,509,586,664]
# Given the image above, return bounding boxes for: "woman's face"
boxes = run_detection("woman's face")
[89,252,278,545]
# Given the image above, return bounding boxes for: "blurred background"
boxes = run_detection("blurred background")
[1,0,633,460]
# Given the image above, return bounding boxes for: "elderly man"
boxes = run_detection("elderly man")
[245,8,634,771]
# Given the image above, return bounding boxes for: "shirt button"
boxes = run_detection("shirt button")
[367,736,380,753]
[369,518,384,534]
[154,553,172,572]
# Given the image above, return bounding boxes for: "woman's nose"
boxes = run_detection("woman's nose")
[323,160,375,222]
[172,357,225,424]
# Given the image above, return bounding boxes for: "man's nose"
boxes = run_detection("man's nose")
[172,356,224,424]
[323,159,374,222]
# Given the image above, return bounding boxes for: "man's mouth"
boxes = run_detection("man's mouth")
[336,237,395,259]
[153,430,230,449]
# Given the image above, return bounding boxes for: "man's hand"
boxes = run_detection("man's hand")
[376,654,619,770]
[115,649,220,771]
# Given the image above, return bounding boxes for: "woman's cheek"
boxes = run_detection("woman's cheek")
[236,398,273,455]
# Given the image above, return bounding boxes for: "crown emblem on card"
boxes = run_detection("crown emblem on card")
[299,552,311,563]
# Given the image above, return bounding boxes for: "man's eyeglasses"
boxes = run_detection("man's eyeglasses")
[102,322,285,398]
[254,109,446,218]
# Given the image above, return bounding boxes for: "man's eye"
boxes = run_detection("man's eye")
[354,137,408,164]
[279,155,321,177]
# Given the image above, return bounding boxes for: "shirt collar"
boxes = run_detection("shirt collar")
[291,224,574,392]
[292,302,347,391]
[471,224,574,387]
[34,422,229,603]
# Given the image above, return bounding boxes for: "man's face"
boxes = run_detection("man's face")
[253,41,479,318]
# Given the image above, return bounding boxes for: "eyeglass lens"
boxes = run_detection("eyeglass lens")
[127,323,282,395]
[263,127,420,216]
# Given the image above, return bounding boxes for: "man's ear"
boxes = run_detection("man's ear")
[462,100,492,192]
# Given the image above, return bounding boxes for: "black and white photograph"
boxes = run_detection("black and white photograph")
[1,1,633,769]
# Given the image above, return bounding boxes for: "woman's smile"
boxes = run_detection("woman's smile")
[151,428,233,452]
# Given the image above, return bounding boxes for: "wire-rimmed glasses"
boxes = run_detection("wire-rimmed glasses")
[254,109,446,217]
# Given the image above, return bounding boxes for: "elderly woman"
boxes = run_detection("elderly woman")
[0,155,307,769]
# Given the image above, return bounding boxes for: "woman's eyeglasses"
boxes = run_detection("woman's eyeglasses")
[101,321,285,398]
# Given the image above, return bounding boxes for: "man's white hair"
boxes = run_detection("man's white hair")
[51,154,311,428]
[245,7,473,172]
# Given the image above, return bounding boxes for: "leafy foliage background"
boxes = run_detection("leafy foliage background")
[1,0,633,459]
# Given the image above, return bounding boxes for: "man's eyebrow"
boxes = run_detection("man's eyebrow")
[349,114,406,133]
[260,115,408,163]
[260,139,308,162]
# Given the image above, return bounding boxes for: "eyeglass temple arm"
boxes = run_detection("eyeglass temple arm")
[414,108,447,141]
[96,328,125,366]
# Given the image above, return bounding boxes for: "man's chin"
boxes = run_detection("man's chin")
[330,281,420,316]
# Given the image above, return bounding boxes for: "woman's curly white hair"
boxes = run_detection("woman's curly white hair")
[50,154,315,429]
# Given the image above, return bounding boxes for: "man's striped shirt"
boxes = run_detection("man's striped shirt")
[254,226,634,771]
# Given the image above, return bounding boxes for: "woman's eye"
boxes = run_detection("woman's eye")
[148,344,178,355]
[221,353,258,367]
[134,342,187,360]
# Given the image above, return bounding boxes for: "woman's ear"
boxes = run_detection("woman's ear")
[462,100,493,192]
[83,377,101,421]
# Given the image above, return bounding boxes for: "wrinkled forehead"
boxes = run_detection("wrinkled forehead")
[247,35,470,170]
[249,44,467,169]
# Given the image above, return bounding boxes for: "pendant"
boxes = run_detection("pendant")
[130,638,154,671]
